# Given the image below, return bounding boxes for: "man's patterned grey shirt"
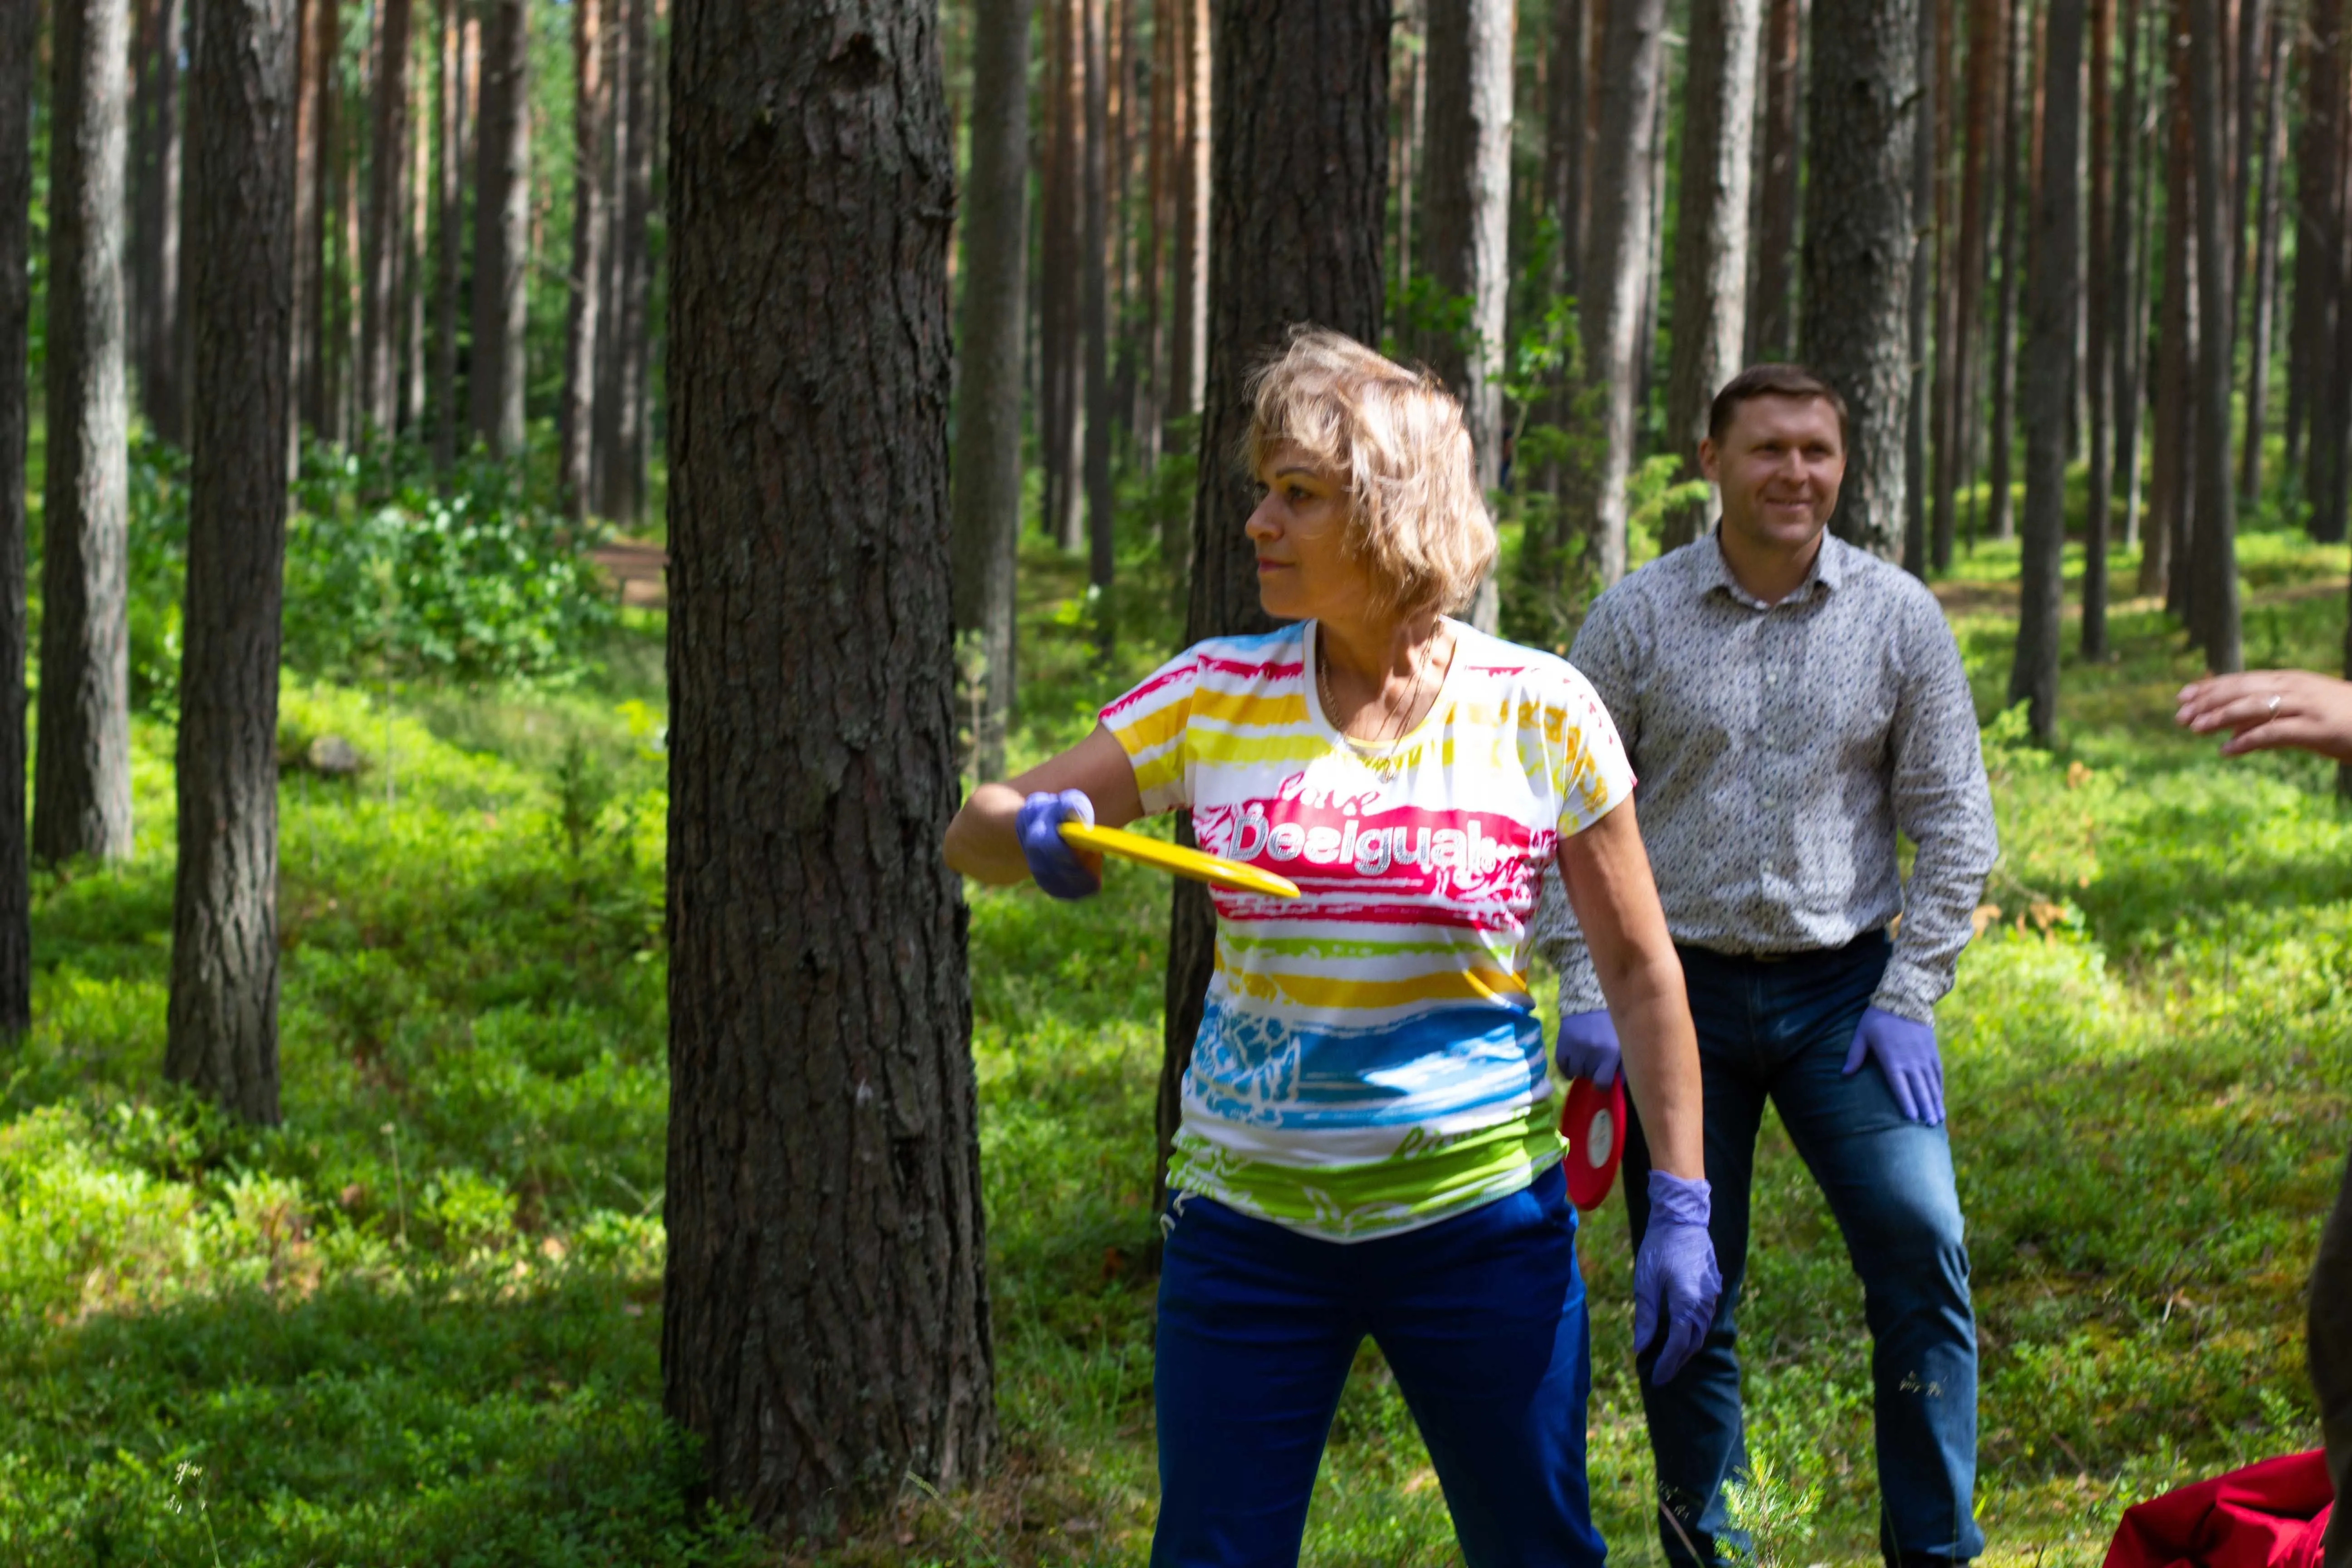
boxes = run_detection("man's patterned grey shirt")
[1534,528,1997,1024]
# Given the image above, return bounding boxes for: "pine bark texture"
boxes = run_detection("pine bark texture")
[2186,0,2240,667]
[662,0,994,1533]
[469,0,529,456]
[2012,0,2080,744]
[36,0,137,866]
[0,0,35,1033]
[1158,0,1389,1204]
[1421,0,1513,490]
[951,0,1031,783]
[1581,0,1667,586]
[1748,0,1802,361]
[362,0,411,434]
[167,0,296,1124]
[561,0,606,515]
[1662,0,1759,550]
[1802,0,1916,557]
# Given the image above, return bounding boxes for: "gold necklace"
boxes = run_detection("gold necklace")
[1318,627,1446,767]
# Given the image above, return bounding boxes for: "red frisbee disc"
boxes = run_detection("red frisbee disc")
[1560,1075,1627,1211]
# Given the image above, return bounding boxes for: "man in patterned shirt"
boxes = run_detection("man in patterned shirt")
[1536,364,1998,1568]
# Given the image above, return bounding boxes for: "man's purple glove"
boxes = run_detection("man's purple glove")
[1555,1008,1622,1087]
[1633,1170,1721,1385]
[1015,789,1100,900]
[1841,1005,1945,1124]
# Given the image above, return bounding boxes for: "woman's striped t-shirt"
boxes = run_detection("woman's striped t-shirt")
[1102,618,1636,1241]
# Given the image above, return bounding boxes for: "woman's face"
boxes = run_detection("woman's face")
[1246,442,1375,623]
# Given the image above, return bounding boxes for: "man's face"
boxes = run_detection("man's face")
[1699,394,1847,555]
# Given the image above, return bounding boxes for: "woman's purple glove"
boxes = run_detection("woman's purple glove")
[1554,1009,1622,1087]
[1841,1005,1945,1124]
[1015,789,1101,900]
[1634,1170,1722,1385]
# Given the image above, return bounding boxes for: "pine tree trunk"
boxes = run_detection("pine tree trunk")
[1137,0,1170,474]
[403,52,428,430]
[603,0,654,524]
[1986,0,2026,543]
[951,0,1030,784]
[1930,0,1977,574]
[2188,0,2240,666]
[1049,0,1088,552]
[432,0,463,469]
[592,0,629,508]
[1664,0,1759,551]
[1158,0,1389,1211]
[1546,0,1588,302]
[2145,44,2191,598]
[1580,0,1666,586]
[1083,0,1116,645]
[327,2,354,446]
[301,0,336,434]
[1903,0,1935,573]
[167,0,296,1124]
[2083,0,2112,656]
[2291,0,2344,511]
[2116,0,2149,548]
[1422,0,1514,492]
[1166,0,1209,439]
[0,0,36,1034]
[1803,0,1917,557]
[1749,0,1802,360]
[136,0,187,443]
[2239,6,2283,503]
[469,0,528,457]
[560,0,606,516]
[34,0,137,866]
[2011,0,2079,744]
[362,0,410,436]
[662,0,995,1531]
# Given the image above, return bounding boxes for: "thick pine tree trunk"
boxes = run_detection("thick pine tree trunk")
[362,0,410,436]
[432,0,464,469]
[1985,0,2026,543]
[560,0,606,516]
[1580,0,1667,586]
[1748,0,1802,361]
[167,0,296,1124]
[1662,0,1759,550]
[35,0,137,867]
[468,0,528,456]
[1157,0,1389,1209]
[2082,0,2112,656]
[2011,0,2079,744]
[1803,0,1917,557]
[2187,0,2240,666]
[0,0,35,1034]
[1422,0,1514,492]
[662,0,995,1532]
[2239,8,2283,503]
[951,0,1032,784]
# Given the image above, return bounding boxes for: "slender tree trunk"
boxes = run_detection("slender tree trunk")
[1749,0,1802,360]
[2293,0,2346,514]
[1422,0,1514,493]
[1803,0,1917,557]
[662,0,995,1530]
[592,0,629,508]
[35,0,137,866]
[137,0,187,442]
[1083,0,1116,644]
[328,7,355,446]
[432,0,463,469]
[362,0,411,436]
[1137,0,1170,474]
[561,0,606,516]
[1159,0,1389,1213]
[403,47,428,430]
[2145,47,2191,597]
[167,0,296,1124]
[2188,0,2241,666]
[468,0,527,456]
[2011,0,2079,743]
[0,0,36,1034]
[604,0,653,523]
[1547,0,1588,301]
[1931,0,1983,573]
[1580,0,1667,586]
[290,0,319,448]
[303,0,337,433]
[951,0,1031,783]
[1904,0,1936,573]
[1049,0,1087,552]
[2239,5,2283,503]
[2116,0,2149,548]
[1166,0,1209,441]
[2083,0,2112,656]
[1987,0,2027,543]
[1664,0,1760,551]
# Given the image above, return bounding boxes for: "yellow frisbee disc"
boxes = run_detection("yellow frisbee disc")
[1059,822,1302,899]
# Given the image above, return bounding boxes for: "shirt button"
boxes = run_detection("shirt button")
[1765,672,1778,686]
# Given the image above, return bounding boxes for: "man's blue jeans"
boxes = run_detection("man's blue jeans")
[1622,933,1982,1568]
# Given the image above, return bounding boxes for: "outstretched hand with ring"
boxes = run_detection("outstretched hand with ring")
[2177,671,2352,762]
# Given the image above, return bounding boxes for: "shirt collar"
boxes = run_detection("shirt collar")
[1696,526,1843,608]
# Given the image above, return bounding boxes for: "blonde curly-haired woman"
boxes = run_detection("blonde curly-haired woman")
[946,328,1718,1568]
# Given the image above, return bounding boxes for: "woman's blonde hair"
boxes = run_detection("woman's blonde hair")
[1243,327,1497,621]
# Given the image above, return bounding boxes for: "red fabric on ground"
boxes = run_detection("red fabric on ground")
[2103,1452,2335,1568]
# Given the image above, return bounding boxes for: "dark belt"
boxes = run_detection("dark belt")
[1674,926,1891,968]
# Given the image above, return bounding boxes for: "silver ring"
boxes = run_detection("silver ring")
[2267,694,2283,718]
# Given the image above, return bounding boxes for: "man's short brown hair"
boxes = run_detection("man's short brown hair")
[1707,363,1850,447]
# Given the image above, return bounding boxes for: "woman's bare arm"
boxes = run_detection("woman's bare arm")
[1556,796,1704,1181]
[943,723,1148,885]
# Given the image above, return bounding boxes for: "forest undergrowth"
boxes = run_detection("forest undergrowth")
[0,488,2346,1565]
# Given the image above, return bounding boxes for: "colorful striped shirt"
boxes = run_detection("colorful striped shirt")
[1101,619,1636,1241]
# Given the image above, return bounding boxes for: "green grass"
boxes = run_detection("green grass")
[1,499,2347,1565]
